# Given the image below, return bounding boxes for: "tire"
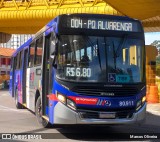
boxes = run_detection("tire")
[35,96,52,128]
[15,89,23,109]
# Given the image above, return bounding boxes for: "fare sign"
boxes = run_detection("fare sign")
[66,18,140,32]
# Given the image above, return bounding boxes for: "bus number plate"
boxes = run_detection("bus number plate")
[99,113,115,119]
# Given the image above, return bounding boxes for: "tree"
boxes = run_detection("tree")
[151,40,160,49]
[150,40,160,64]
[151,40,160,76]
[156,56,160,64]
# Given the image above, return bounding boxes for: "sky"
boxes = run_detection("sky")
[145,32,160,45]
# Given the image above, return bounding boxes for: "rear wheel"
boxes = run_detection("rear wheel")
[35,96,52,128]
[15,89,23,109]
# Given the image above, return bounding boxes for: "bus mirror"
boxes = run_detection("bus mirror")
[53,64,57,69]
[50,41,55,54]
[50,55,57,69]
[50,55,55,59]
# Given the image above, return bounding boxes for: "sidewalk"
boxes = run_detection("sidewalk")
[145,103,160,127]
[147,103,160,116]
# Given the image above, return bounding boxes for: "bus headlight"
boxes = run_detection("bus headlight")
[56,91,76,110]
[67,99,76,110]
[57,92,66,104]
[136,96,146,111]
[142,96,146,103]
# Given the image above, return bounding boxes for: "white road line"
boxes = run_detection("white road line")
[0,94,9,96]
[0,105,28,113]
[0,108,28,113]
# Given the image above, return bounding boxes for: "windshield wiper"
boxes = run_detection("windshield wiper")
[116,34,128,57]
[112,34,128,70]
[83,36,102,71]
[96,38,102,71]
[112,41,118,70]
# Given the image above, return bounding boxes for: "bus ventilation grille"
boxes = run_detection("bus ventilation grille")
[72,86,139,96]
[78,111,133,119]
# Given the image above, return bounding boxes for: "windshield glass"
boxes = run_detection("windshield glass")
[56,35,144,83]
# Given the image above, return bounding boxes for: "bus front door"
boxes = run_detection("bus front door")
[22,49,28,106]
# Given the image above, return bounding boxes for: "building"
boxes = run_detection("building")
[0,34,33,49]
[0,47,15,83]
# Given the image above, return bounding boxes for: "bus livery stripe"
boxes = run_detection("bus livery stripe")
[47,94,58,101]
[68,96,98,105]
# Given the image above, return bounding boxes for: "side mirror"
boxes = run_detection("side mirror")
[53,64,57,69]
[50,55,55,59]
[50,54,57,69]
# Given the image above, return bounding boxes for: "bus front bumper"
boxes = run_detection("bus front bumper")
[53,102,146,125]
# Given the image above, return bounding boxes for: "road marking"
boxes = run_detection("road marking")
[0,109,28,113]
[0,94,9,97]
[0,105,28,113]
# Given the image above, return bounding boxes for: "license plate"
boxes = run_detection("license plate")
[99,113,116,119]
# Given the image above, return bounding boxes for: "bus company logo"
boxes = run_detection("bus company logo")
[96,99,111,106]
[100,92,115,96]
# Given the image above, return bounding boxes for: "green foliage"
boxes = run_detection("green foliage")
[156,65,160,76]
[151,40,160,48]
[156,56,160,64]
[151,40,160,69]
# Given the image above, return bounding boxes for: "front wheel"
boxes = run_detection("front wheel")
[35,96,52,128]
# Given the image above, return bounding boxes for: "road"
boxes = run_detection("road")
[0,90,160,141]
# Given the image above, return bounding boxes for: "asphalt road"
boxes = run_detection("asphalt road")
[0,90,160,141]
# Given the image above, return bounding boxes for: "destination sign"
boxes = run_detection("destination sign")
[66,17,140,32]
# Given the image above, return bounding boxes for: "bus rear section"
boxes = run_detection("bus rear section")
[10,14,146,127]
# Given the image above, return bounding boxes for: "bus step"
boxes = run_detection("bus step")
[42,115,49,121]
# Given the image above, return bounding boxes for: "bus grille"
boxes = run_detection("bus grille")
[78,110,133,119]
[71,86,138,97]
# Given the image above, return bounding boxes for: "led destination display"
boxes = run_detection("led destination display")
[65,17,141,32]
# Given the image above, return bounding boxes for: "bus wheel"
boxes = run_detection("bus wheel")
[35,96,52,128]
[15,89,23,109]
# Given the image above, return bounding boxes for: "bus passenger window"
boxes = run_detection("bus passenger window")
[29,42,35,67]
[19,51,22,69]
[16,53,20,70]
[35,37,43,66]
[10,58,13,69]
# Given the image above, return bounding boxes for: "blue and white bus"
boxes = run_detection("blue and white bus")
[10,14,146,127]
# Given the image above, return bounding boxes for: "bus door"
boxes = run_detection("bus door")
[42,33,56,117]
[26,42,36,111]
[11,57,16,97]
[22,48,28,106]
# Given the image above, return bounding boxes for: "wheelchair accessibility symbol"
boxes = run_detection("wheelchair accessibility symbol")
[108,73,116,82]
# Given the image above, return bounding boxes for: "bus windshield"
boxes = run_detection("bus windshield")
[56,35,144,83]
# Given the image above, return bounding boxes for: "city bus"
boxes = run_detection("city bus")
[10,14,146,127]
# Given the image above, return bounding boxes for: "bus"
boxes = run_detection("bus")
[10,14,146,127]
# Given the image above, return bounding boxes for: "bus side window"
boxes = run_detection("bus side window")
[19,51,23,69]
[29,42,36,68]
[14,57,17,70]
[16,53,20,70]
[35,37,43,66]
[10,57,13,70]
